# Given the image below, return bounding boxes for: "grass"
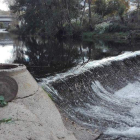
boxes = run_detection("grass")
[0,118,12,124]
[0,96,13,125]
[42,87,54,100]
[0,96,8,107]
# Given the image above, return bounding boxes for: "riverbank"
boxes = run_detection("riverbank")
[82,30,140,42]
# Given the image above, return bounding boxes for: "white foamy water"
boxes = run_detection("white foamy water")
[74,80,140,138]
[42,51,140,84]
[105,127,140,138]
[0,29,8,33]
[115,82,140,101]
[42,51,140,139]
[104,81,140,138]
[0,45,15,63]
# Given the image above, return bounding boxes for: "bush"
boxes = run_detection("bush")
[63,23,83,37]
[95,22,111,34]
[105,23,129,33]
[95,22,129,34]
[0,23,4,29]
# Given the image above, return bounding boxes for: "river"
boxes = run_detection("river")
[1,31,140,139]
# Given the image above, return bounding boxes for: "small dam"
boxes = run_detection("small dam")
[42,51,140,140]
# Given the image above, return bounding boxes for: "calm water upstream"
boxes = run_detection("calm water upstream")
[1,32,140,78]
[1,32,140,139]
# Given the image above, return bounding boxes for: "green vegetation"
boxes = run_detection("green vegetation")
[11,0,79,37]
[0,96,8,107]
[0,96,11,125]
[94,0,129,20]
[83,32,129,42]
[42,87,54,100]
[0,118,12,124]
[10,0,140,40]
[0,23,4,29]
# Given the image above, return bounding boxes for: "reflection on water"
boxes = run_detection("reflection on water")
[1,32,140,139]
[1,32,140,79]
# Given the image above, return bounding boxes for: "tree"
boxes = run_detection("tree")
[94,0,107,17]
[88,0,92,30]
[113,0,129,23]
[80,0,86,26]
[10,0,79,37]
[136,0,140,22]
[0,23,4,29]
[137,0,140,9]
[93,0,129,22]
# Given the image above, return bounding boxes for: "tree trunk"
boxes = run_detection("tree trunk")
[66,0,72,28]
[120,16,124,24]
[88,0,92,31]
[137,0,140,22]
[80,0,86,26]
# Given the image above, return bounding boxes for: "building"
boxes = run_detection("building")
[0,15,13,28]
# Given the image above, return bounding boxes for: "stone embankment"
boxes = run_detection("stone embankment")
[0,64,76,140]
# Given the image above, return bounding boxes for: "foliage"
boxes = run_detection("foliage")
[104,23,129,33]
[94,22,129,34]
[0,118,12,124]
[42,87,54,100]
[82,32,95,40]
[0,96,8,107]
[0,23,4,29]
[95,22,111,34]
[93,0,129,20]
[10,0,79,37]
[94,0,108,17]
[82,12,103,31]
[63,23,83,37]
[10,0,131,37]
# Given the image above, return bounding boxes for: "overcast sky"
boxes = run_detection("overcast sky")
[0,0,9,11]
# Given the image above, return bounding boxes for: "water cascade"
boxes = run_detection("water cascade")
[42,51,140,139]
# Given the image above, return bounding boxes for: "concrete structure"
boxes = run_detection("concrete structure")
[0,15,13,28]
[0,64,76,140]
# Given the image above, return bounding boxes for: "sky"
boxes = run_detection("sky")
[0,0,9,11]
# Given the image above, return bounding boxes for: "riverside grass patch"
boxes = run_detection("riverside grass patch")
[0,96,8,107]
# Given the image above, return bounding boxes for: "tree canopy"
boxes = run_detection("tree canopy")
[11,0,130,37]
[11,0,79,37]
[94,0,129,18]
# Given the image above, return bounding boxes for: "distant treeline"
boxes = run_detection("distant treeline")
[10,0,140,38]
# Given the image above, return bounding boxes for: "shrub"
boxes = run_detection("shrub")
[105,23,129,33]
[63,23,83,37]
[94,22,111,34]
[0,23,4,29]
[95,22,129,34]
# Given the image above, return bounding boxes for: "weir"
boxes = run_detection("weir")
[42,51,140,139]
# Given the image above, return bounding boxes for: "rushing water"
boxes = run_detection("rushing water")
[1,32,140,139]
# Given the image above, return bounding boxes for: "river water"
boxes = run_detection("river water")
[1,32,140,139]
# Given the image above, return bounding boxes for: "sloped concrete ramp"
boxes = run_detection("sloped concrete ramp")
[0,64,76,140]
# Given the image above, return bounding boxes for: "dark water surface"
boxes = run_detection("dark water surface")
[1,32,140,139]
[1,32,140,78]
